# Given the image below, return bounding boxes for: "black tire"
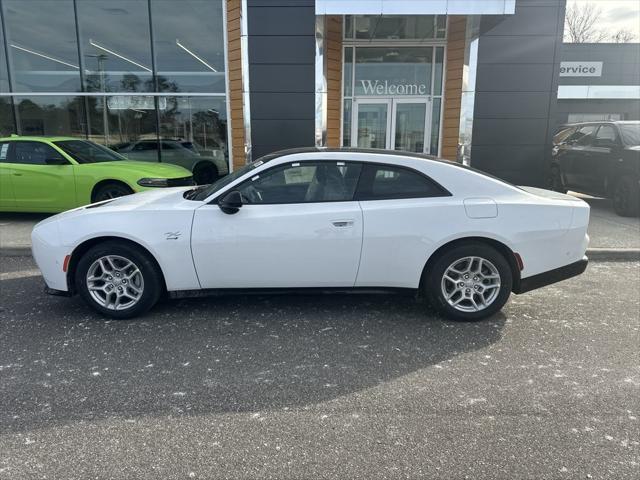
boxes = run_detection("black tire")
[74,240,163,319]
[424,242,513,322]
[93,182,133,202]
[612,177,640,217]
[193,163,219,185]
[549,166,567,193]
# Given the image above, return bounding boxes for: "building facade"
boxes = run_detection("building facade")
[0,0,581,187]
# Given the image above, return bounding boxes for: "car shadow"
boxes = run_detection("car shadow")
[0,274,506,434]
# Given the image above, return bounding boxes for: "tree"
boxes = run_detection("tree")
[564,1,637,43]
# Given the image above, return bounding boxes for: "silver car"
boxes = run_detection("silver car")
[113,139,229,184]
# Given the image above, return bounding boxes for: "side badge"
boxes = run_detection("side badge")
[165,231,182,240]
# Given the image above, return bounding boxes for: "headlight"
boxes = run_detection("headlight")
[137,178,169,187]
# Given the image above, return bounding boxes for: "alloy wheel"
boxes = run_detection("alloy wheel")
[440,256,501,313]
[86,255,145,311]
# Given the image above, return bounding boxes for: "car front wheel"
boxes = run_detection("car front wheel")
[612,177,640,217]
[75,241,163,319]
[424,243,513,321]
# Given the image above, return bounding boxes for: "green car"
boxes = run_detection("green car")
[0,136,194,213]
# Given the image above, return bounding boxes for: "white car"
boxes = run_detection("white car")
[31,148,590,321]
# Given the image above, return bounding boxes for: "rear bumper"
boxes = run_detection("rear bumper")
[513,257,588,294]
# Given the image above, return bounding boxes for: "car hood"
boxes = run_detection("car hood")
[78,160,192,178]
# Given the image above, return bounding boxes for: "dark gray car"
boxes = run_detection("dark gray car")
[551,121,640,216]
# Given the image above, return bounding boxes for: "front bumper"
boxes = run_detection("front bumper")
[513,257,588,294]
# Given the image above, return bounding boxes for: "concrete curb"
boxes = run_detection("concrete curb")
[2,246,639,261]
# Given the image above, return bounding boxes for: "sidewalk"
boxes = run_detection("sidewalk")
[0,193,638,259]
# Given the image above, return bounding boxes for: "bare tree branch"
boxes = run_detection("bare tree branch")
[610,29,637,43]
[564,1,608,43]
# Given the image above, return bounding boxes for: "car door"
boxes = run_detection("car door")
[7,140,77,211]
[0,141,16,209]
[589,124,623,195]
[190,160,364,289]
[563,124,598,190]
[354,162,454,289]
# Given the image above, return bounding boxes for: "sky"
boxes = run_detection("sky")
[567,0,640,40]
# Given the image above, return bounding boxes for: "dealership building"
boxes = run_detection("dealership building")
[1,0,637,187]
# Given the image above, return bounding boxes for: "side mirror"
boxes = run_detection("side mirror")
[218,190,243,214]
[45,157,68,166]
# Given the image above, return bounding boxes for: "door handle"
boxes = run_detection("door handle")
[13,172,23,176]
[332,220,354,228]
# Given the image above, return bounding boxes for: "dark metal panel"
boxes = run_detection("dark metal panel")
[473,118,549,146]
[474,92,552,119]
[477,35,558,64]
[249,64,315,93]
[248,6,314,36]
[476,64,555,92]
[480,6,562,36]
[250,92,315,120]
[248,35,314,64]
[252,119,315,145]
[470,145,548,186]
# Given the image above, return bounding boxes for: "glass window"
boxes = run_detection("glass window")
[354,16,438,40]
[0,98,15,136]
[54,139,125,164]
[574,125,598,146]
[343,99,352,147]
[354,47,432,97]
[11,141,66,165]
[343,47,353,97]
[15,96,86,137]
[594,125,618,146]
[158,96,228,167]
[0,141,9,162]
[356,164,446,200]
[433,47,444,96]
[0,19,10,93]
[151,0,226,93]
[86,95,157,149]
[238,162,362,204]
[553,127,577,145]
[430,98,441,156]
[619,123,640,146]
[2,0,81,92]
[76,0,153,92]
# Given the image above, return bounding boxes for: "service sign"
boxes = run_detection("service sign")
[560,62,603,77]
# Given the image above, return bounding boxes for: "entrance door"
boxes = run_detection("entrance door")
[352,98,432,153]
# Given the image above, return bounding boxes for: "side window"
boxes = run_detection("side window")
[236,161,362,204]
[356,164,448,200]
[0,142,10,163]
[133,142,156,151]
[553,127,576,145]
[574,125,598,146]
[11,142,66,165]
[594,125,618,147]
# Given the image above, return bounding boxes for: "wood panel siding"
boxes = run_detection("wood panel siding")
[441,16,466,161]
[325,16,343,148]
[227,0,246,169]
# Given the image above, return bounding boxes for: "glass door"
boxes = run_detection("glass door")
[391,99,431,153]
[351,98,431,153]
[352,98,392,149]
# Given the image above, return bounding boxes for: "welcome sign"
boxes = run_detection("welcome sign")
[360,79,428,96]
[560,62,603,77]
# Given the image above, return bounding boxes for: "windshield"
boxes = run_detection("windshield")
[192,160,265,201]
[55,140,125,164]
[618,123,640,146]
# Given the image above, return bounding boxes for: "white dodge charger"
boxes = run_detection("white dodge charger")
[31,148,590,321]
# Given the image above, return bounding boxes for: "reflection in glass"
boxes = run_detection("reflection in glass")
[343,99,352,146]
[354,47,432,97]
[354,16,437,40]
[2,0,81,92]
[151,0,226,93]
[434,47,444,96]
[430,98,441,156]
[159,96,229,168]
[0,98,15,135]
[343,47,353,97]
[15,96,86,137]
[86,95,157,148]
[76,0,153,92]
[357,103,388,149]
[394,103,426,153]
[0,19,10,92]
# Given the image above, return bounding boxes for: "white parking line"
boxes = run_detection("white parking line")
[0,269,42,281]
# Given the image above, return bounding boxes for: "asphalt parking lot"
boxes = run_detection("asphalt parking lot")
[0,256,638,479]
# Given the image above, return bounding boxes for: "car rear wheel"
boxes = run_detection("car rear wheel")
[612,177,640,217]
[424,243,513,321]
[75,241,163,319]
[93,182,133,202]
